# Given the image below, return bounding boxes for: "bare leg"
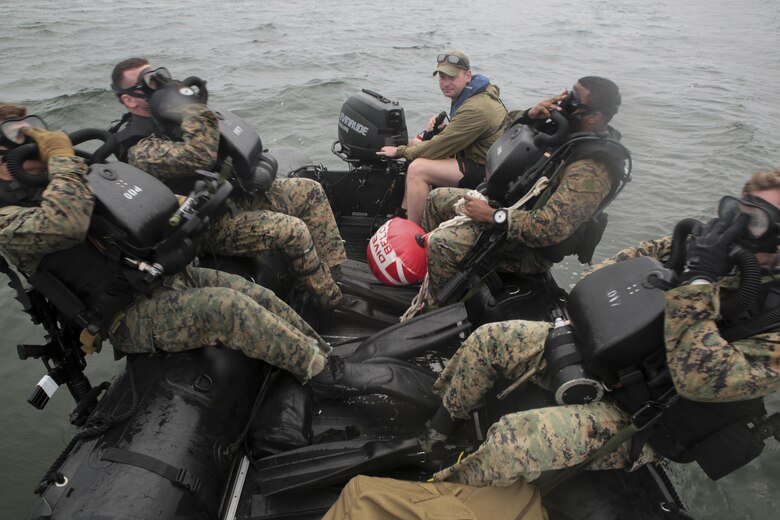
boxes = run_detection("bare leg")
[403,158,462,224]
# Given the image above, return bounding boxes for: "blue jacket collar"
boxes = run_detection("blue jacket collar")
[450,74,491,118]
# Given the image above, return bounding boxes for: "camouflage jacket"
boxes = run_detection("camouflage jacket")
[0,157,93,274]
[397,84,507,165]
[508,158,613,247]
[597,236,780,401]
[127,104,220,182]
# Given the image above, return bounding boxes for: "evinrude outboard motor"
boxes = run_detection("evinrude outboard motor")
[303,89,411,240]
[336,89,408,165]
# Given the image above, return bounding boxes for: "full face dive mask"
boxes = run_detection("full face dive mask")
[718,194,780,253]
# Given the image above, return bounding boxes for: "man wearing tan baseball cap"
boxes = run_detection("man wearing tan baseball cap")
[377,51,507,224]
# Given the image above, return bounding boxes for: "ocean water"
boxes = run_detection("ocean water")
[1,0,779,517]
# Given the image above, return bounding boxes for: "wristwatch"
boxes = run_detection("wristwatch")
[492,208,508,227]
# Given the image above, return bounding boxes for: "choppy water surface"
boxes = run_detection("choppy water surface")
[1,0,779,517]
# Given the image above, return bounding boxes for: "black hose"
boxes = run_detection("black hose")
[4,143,46,187]
[666,218,701,274]
[667,217,763,322]
[534,110,570,148]
[68,128,116,163]
[720,246,763,319]
[181,76,209,104]
[4,128,115,187]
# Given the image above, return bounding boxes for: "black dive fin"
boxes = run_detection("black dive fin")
[255,437,422,496]
[358,357,438,410]
[319,358,438,411]
[338,260,419,314]
[334,294,404,329]
[346,303,470,362]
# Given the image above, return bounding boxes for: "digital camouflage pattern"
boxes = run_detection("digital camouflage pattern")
[127,104,219,180]
[0,156,92,273]
[434,320,550,418]
[434,400,656,486]
[422,158,612,305]
[127,104,346,308]
[430,234,779,486]
[664,281,780,401]
[590,235,674,270]
[432,319,657,486]
[0,154,331,380]
[110,266,330,379]
[206,177,346,308]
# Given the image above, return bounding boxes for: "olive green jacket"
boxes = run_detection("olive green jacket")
[396,83,507,165]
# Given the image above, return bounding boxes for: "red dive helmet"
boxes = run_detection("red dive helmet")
[367,217,428,286]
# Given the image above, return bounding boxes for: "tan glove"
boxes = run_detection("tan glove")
[21,127,75,162]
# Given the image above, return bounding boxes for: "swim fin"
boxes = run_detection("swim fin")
[311,357,439,411]
[346,303,470,362]
[255,437,423,496]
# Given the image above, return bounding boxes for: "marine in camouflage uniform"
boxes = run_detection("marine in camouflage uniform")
[430,234,780,486]
[0,135,330,381]
[422,157,613,306]
[127,104,347,309]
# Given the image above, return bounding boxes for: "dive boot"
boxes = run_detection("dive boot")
[309,355,439,410]
[292,253,343,310]
[417,405,461,452]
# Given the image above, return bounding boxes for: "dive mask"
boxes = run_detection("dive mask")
[559,87,592,116]
[112,66,172,98]
[0,115,48,152]
[718,195,780,253]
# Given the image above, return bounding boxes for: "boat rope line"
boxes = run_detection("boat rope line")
[34,362,140,495]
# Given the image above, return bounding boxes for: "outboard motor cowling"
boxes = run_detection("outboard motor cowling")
[338,89,408,164]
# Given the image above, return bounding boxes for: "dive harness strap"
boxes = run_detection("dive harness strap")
[101,447,213,510]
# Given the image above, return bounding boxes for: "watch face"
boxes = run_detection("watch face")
[493,209,507,225]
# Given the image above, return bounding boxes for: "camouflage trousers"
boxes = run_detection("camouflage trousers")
[422,188,551,307]
[205,177,347,308]
[434,399,656,486]
[432,319,655,486]
[321,475,547,520]
[109,266,329,380]
[434,320,551,418]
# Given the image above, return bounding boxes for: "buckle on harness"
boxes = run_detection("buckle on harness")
[631,389,678,431]
[175,467,202,494]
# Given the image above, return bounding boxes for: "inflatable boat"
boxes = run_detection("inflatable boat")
[6,89,696,519]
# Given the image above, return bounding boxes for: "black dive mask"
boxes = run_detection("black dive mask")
[718,195,780,253]
[0,115,48,156]
[112,66,173,99]
[558,86,593,119]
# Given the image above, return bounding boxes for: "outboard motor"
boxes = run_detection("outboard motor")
[336,89,408,165]
[305,89,410,244]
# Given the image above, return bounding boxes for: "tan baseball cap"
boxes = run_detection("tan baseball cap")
[433,51,470,77]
